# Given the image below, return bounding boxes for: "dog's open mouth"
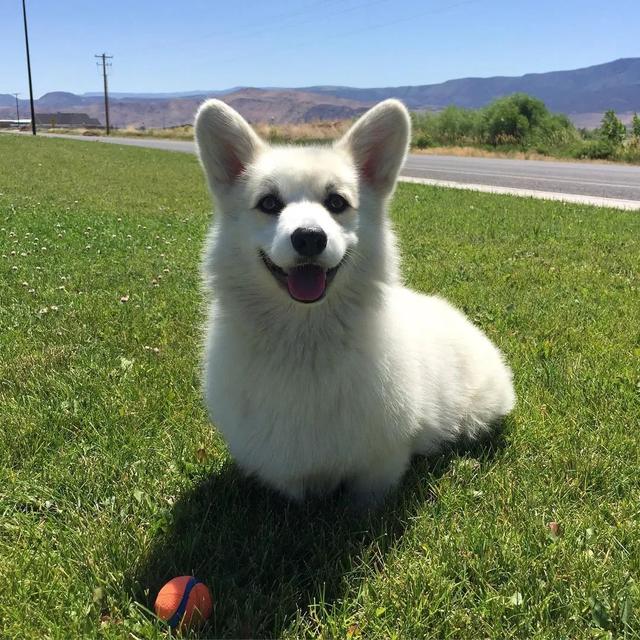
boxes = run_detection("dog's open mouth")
[259,251,341,303]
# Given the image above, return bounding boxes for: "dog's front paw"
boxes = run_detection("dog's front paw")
[347,450,409,512]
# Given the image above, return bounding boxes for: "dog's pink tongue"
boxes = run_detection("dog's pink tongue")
[287,265,326,302]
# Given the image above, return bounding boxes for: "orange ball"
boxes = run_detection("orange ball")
[154,576,213,629]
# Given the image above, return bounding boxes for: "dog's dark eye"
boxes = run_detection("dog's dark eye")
[325,193,349,214]
[256,194,284,215]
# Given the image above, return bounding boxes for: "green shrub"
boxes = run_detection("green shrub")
[411,108,482,147]
[631,113,640,140]
[409,95,638,163]
[599,110,627,146]
[480,94,555,146]
[574,139,617,160]
[435,106,480,144]
[413,132,433,148]
[412,93,579,155]
[618,139,640,163]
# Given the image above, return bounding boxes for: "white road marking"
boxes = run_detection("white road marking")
[399,176,640,210]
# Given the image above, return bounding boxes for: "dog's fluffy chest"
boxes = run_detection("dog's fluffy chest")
[203,306,411,480]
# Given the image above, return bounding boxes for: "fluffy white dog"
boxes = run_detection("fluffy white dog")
[195,99,515,505]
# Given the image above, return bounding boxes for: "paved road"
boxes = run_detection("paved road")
[12,132,640,208]
[403,154,640,203]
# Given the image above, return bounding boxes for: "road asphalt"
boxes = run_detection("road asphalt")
[9,132,640,209]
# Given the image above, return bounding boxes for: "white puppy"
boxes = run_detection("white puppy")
[195,99,515,505]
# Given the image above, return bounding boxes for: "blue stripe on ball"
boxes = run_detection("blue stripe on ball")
[167,576,199,628]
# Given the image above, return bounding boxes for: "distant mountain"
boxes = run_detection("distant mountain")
[0,88,368,128]
[81,89,238,99]
[36,91,90,108]
[1,58,638,128]
[219,88,367,124]
[301,58,640,114]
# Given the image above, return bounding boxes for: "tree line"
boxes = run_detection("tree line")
[411,94,640,162]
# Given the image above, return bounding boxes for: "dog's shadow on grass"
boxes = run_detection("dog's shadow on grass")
[134,424,508,638]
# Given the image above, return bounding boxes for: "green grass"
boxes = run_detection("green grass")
[1,134,639,639]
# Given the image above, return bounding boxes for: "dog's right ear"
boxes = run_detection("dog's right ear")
[194,99,264,191]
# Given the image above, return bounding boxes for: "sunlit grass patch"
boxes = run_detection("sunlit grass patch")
[1,134,639,638]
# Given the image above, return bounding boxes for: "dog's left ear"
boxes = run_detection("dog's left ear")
[195,99,264,193]
[337,99,410,194]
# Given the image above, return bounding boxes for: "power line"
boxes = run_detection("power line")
[123,0,349,56]
[202,0,483,73]
[210,0,393,51]
[95,53,113,134]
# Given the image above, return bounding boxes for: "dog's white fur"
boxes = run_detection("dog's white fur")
[195,99,515,504]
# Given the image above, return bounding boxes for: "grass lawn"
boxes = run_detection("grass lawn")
[1,134,639,639]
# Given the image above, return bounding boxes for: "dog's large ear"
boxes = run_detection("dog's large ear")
[337,99,410,194]
[195,99,264,191]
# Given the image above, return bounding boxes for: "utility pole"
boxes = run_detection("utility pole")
[21,0,36,135]
[95,53,113,134]
[13,93,20,124]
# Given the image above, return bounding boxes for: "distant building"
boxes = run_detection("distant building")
[34,112,102,127]
[0,119,32,129]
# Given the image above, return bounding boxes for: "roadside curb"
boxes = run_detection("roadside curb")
[399,176,640,210]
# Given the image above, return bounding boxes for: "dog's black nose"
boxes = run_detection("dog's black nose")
[291,227,327,257]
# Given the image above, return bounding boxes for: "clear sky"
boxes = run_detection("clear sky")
[2,0,639,97]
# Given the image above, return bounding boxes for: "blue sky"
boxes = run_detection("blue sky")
[2,0,639,96]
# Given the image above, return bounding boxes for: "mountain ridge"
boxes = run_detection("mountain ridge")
[1,58,638,128]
